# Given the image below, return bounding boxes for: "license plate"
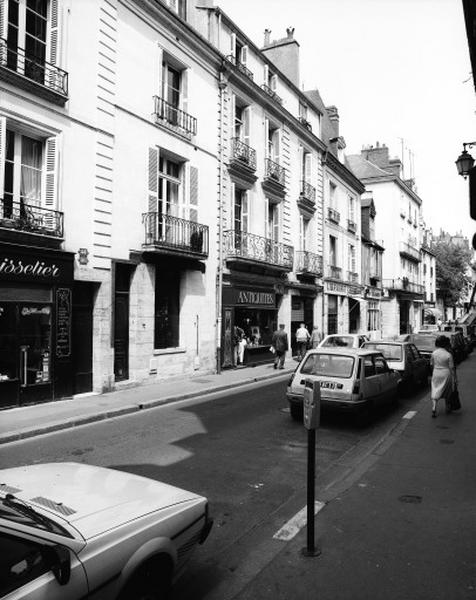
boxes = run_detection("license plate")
[320,381,337,389]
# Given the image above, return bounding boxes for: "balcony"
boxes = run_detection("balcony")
[347,271,359,284]
[295,251,323,277]
[230,138,257,171]
[225,55,253,80]
[153,96,197,137]
[383,278,424,295]
[261,83,283,104]
[0,39,68,105]
[224,230,293,272]
[328,207,341,224]
[327,265,342,280]
[0,198,64,248]
[347,219,357,234]
[264,158,286,186]
[300,181,316,203]
[143,213,209,258]
[399,241,421,262]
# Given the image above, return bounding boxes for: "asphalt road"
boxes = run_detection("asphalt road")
[0,377,428,599]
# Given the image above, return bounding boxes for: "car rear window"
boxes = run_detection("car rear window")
[321,336,354,348]
[300,353,355,378]
[364,343,402,361]
[412,335,437,351]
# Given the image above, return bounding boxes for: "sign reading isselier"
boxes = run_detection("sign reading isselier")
[0,257,61,279]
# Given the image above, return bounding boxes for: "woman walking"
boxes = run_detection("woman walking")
[430,335,456,418]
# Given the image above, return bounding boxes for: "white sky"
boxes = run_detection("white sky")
[216,0,476,242]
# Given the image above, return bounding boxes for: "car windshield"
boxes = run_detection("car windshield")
[364,343,402,361]
[321,336,354,348]
[301,353,355,378]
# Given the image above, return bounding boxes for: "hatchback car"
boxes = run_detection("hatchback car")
[318,333,369,349]
[287,348,400,421]
[362,340,428,393]
[397,333,438,363]
[0,462,213,600]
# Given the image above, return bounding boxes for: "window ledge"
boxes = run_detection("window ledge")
[153,347,187,356]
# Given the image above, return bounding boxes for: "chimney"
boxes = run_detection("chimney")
[361,143,390,169]
[261,27,300,88]
[326,105,339,138]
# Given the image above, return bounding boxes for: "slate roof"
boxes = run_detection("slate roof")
[346,154,392,180]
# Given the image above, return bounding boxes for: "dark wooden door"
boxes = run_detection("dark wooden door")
[114,293,129,381]
[72,283,94,394]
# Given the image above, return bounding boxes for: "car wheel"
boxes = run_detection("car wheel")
[290,403,303,422]
[118,557,172,600]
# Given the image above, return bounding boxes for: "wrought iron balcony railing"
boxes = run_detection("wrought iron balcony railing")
[383,278,424,295]
[261,83,283,104]
[231,138,257,170]
[264,158,286,186]
[225,55,253,80]
[0,39,68,96]
[327,265,342,279]
[153,96,197,136]
[300,180,316,203]
[347,271,359,283]
[399,241,421,262]
[299,116,312,131]
[328,207,340,224]
[143,212,209,256]
[224,230,294,271]
[296,251,323,276]
[347,219,357,233]
[0,198,64,238]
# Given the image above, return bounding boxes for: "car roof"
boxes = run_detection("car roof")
[305,347,380,356]
[363,339,408,346]
[323,333,361,338]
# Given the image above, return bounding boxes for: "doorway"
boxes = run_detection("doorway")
[72,283,95,394]
[114,264,132,381]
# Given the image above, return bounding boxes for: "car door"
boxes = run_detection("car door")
[360,355,381,403]
[374,354,395,402]
[0,528,88,600]
[409,344,426,382]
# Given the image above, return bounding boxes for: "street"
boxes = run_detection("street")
[0,376,428,600]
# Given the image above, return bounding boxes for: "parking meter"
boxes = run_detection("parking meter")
[303,379,321,430]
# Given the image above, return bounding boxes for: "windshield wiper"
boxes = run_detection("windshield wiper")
[2,493,57,532]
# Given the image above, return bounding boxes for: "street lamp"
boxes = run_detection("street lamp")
[455,142,476,178]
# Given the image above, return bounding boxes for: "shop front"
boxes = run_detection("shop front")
[222,285,279,367]
[0,243,74,408]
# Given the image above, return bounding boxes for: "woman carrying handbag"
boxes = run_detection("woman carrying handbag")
[430,336,459,418]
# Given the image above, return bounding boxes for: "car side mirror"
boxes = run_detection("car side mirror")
[43,545,71,585]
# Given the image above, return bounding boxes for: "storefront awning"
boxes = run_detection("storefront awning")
[423,307,443,318]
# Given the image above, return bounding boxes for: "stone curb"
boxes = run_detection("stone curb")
[0,370,292,445]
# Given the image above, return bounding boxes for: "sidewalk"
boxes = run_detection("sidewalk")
[0,361,295,445]
[234,351,476,600]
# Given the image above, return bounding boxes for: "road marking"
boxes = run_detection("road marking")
[403,411,417,420]
[273,501,325,541]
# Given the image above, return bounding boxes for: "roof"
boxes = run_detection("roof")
[346,154,392,179]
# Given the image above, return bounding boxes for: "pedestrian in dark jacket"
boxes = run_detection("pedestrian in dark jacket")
[271,324,289,369]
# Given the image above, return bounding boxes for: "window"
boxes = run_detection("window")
[0,531,50,596]
[348,196,355,221]
[266,120,280,163]
[363,356,375,378]
[301,149,312,183]
[329,181,337,207]
[234,188,248,233]
[299,102,308,121]
[155,269,180,349]
[348,244,356,273]
[329,235,337,266]
[374,356,388,374]
[165,0,186,18]
[301,353,354,378]
[367,300,380,331]
[299,215,309,251]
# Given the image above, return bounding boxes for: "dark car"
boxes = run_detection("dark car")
[362,340,428,394]
[442,324,473,353]
[438,331,467,363]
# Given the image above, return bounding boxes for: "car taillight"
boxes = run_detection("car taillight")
[352,381,360,394]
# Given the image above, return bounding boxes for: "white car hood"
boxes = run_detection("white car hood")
[0,463,203,539]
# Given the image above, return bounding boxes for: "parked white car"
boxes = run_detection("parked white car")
[318,333,369,349]
[0,462,212,600]
[287,348,401,421]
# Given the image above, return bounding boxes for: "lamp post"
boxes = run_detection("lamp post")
[455,142,476,178]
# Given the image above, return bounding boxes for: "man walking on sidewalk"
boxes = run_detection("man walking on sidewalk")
[296,323,310,360]
[272,324,289,370]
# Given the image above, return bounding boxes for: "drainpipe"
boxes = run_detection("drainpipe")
[216,63,228,374]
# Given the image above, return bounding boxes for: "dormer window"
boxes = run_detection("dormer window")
[164,0,186,19]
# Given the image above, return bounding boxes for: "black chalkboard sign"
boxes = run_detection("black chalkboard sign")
[56,288,71,358]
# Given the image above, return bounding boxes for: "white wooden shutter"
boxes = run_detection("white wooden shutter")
[48,0,59,65]
[264,117,269,158]
[270,74,277,91]
[264,198,269,238]
[273,128,281,163]
[241,45,248,66]
[180,68,188,113]
[230,92,236,142]
[243,106,250,146]
[0,116,5,201]
[242,191,248,233]
[263,64,268,85]
[273,204,280,242]
[304,152,312,184]
[43,137,58,210]
[148,147,159,211]
[230,32,236,57]
[189,165,198,222]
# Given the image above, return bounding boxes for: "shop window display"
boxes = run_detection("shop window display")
[234,308,276,349]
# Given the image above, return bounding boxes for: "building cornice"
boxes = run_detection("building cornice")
[325,151,366,194]
[357,173,423,205]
